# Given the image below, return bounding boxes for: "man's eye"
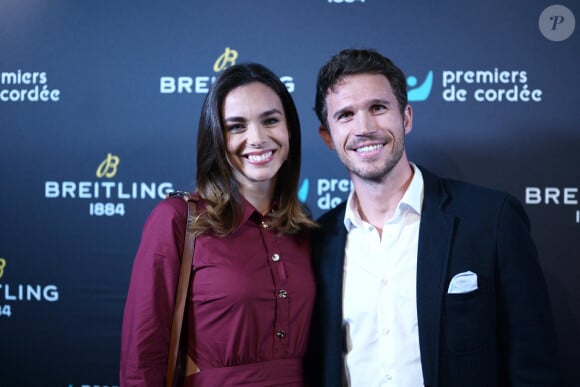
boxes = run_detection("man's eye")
[338,112,353,121]
[371,105,387,113]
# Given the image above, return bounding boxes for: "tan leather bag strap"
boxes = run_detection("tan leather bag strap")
[166,195,199,387]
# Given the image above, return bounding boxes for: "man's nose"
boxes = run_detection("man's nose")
[353,112,377,135]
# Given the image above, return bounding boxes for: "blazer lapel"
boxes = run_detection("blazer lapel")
[312,204,349,386]
[416,167,455,387]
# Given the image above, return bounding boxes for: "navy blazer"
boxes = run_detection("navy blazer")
[306,166,560,387]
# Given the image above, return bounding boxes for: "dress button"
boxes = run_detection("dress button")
[278,289,288,298]
[261,221,269,229]
[271,253,280,262]
[276,329,286,338]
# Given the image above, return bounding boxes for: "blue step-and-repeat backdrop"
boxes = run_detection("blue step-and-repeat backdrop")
[1,1,578,386]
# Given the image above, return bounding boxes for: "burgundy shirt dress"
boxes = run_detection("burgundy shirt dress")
[120,196,315,386]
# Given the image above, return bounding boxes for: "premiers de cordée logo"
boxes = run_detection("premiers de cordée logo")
[1,70,61,102]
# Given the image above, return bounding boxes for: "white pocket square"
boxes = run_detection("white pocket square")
[447,270,478,294]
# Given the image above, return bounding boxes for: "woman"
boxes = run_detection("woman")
[120,63,317,386]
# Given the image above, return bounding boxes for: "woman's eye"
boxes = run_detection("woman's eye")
[264,117,279,126]
[227,124,244,132]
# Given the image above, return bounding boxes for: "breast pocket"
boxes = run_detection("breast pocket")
[443,289,494,353]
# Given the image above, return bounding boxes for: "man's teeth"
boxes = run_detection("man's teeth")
[356,144,383,153]
[248,151,272,162]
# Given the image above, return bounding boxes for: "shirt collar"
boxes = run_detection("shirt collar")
[344,162,424,231]
[240,195,277,224]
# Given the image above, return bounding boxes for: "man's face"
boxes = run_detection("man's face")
[320,73,412,183]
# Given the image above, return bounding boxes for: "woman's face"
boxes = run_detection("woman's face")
[222,81,290,196]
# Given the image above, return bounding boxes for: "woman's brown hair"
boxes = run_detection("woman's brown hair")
[192,63,316,236]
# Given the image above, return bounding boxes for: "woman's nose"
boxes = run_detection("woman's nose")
[247,125,267,147]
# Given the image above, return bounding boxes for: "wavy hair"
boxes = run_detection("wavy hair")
[315,48,408,128]
[193,63,316,236]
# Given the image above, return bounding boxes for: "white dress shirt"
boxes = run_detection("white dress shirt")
[342,164,424,387]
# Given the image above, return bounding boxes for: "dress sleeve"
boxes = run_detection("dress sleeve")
[120,198,187,387]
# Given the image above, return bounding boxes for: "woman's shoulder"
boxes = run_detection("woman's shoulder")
[146,192,200,223]
[154,195,187,215]
[159,191,204,210]
[152,192,208,222]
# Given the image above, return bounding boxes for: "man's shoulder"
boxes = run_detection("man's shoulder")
[422,166,511,199]
[316,201,347,228]
[312,202,347,245]
[443,177,508,200]
[420,166,521,215]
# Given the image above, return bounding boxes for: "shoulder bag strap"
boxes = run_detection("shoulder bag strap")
[166,194,198,387]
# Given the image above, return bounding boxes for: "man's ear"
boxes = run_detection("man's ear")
[319,125,335,150]
[403,104,413,134]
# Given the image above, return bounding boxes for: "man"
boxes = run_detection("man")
[306,48,560,386]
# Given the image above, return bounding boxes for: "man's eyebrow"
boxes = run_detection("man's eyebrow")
[369,98,392,107]
[331,106,351,121]
[331,98,392,120]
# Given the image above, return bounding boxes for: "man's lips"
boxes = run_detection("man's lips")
[354,143,384,153]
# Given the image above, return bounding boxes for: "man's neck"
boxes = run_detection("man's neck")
[351,162,414,231]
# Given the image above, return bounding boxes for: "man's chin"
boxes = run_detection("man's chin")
[351,169,388,183]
